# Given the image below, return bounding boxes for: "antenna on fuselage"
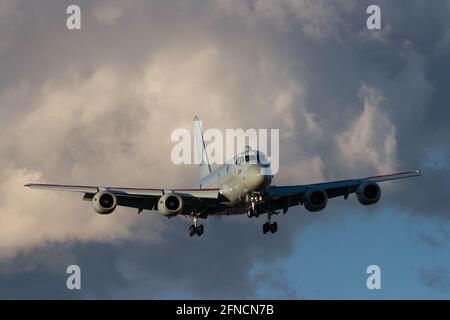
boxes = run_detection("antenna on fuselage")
[194,116,211,182]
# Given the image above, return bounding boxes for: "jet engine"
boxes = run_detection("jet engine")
[158,193,184,217]
[356,182,381,205]
[304,188,328,212]
[92,191,117,214]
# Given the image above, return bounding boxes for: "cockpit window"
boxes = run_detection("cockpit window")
[236,154,269,166]
[257,152,270,167]
[245,155,257,163]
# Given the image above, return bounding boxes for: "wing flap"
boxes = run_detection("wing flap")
[25,183,99,193]
[366,170,421,182]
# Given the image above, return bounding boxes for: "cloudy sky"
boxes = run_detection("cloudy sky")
[0,0,449,299]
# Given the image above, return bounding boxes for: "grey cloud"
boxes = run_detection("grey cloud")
[419,267,450,294]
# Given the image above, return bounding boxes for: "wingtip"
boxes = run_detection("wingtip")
[416,169,422,175]
[24,183,31,187]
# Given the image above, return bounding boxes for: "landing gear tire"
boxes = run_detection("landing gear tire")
[196,224,204,236]
[189,225,196,237]
[263,222,277,235]
[270,222,278,234]
[188,224,204,237]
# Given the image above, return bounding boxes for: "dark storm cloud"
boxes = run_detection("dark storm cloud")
[284,0,450,218]
[0,214,313,299]
[0,0,449,298]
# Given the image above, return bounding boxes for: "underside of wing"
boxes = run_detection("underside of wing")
[25,183,221,216]
[25,183,219,198]
[261,170,421,214]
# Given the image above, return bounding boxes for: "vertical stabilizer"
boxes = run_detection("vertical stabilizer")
[194,116,211,183]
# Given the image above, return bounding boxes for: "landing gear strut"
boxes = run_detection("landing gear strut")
[262,210,278,234]
[246,205,259,218]
[189,217,204,237]
[246,193,263,218]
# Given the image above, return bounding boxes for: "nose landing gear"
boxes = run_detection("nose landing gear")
[246,193,263,218]
[247,206,260,218]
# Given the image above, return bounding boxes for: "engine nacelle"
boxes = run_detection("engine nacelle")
[92,191,117,214]
[356,182,381,205]
[304,188,328,212]
[158,193,183,217]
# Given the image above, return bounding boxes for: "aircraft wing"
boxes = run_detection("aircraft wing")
[263,170,421,213]
[24,183,220,214]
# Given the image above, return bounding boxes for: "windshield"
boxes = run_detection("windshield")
[257,152,270,167]
[244,155,257,163]
[235,152,270,167]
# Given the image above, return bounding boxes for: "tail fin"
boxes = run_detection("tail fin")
[194,116,211,182]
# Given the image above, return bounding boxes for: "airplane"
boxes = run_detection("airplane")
[25,117,421,237]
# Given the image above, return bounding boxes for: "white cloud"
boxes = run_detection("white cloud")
[336,83,398,175]
[0,168,139,259]
[276,155,324,185]
[0,42,310,258]
[0,68,159,259]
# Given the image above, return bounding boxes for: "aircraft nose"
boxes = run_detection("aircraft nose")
[245,165,272,191]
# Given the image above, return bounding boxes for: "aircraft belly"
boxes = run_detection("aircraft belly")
[210,207,246,216]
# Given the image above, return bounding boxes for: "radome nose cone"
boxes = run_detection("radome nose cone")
[246,165,271,191]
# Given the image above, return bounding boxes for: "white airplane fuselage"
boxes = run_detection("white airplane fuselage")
[195,149,272,205]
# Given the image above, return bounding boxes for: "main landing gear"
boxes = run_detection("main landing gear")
[262,211,278,234]
[188,217,204,237]
[247,199,279,235]
[263,221,277,234]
